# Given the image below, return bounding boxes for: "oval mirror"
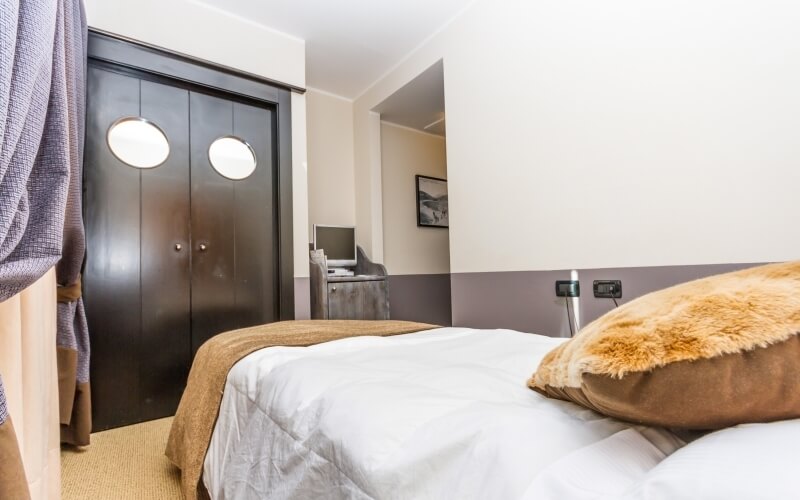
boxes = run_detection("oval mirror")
[107,117,170,169]
[208,136,257,180]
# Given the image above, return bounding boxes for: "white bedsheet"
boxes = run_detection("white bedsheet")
[203,327,685,499]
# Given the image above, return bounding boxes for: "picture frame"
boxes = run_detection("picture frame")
[415,175,448,228]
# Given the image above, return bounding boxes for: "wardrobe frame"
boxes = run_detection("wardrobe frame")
[86,28,298,320]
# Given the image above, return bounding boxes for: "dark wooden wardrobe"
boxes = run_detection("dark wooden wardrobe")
[83,31,296,431]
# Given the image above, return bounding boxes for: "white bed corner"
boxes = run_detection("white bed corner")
[203,327,700,499]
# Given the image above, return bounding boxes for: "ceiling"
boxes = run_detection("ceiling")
[196,0,473,99]
[373,60,445,136]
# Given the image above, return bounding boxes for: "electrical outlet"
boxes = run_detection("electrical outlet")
[593,280,622,299]
[555,280,580,297]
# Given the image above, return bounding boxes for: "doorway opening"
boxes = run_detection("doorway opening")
[372,60,451,325]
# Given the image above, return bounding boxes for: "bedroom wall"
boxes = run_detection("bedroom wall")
[353,0,800,334]
[83,0,305,87]
[291,93,311,318]
[303,89,359,319]
[83,0,312,318]
[380,123,449,275]
[306,89,357,232]
[380,122,451,325]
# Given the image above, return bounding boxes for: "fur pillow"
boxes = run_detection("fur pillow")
[528,261,800,430]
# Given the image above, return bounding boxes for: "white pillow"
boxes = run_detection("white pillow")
[522,427,685,500]
[622,419,800,500]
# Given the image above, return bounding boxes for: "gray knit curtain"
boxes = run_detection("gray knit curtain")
[54,0,90,447]
[1,0,87,495]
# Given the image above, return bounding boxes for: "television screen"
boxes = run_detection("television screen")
[314,225,356,266]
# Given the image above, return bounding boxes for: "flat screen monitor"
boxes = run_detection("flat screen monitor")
[313,225,356,267]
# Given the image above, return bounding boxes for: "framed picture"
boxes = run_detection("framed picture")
[415,175,448,228]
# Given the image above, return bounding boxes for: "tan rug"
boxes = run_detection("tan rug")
[61,417,181,499]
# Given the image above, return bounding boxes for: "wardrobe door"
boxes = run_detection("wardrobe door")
[84,67,191,430]
[84,67,141,430]
[189,92,277,355]
[139,81,191,422]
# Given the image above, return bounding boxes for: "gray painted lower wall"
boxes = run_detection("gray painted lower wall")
[294,277,310,320]
[451,263,760,337]
[389,274,452,326]
[299,263,751,333]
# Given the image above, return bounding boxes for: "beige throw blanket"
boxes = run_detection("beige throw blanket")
[166,320,437,500]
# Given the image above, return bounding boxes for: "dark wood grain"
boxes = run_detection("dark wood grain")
[139,80,191,421]
[87,29,294,325]
[232,101,276,327]
[189,92,238,356]
[85,31,294,429]
[84,67,142,431]
[276,90,295,319]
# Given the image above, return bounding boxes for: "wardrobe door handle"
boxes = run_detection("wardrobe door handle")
[199,243,207,252]
[174,243,182,251]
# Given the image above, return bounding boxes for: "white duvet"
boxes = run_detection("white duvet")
[203,327,796,499]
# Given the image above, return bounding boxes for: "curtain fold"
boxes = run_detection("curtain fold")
[0,0,87,497]
[55,0,90,447]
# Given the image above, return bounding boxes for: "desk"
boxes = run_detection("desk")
[310,247,390,320]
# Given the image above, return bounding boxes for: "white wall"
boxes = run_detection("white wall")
[380,123,449,275]
[83,0,305,88]
[306,90,357,234]
[291,93,310,279]
[354,0,800,273]
[84,0,311,283]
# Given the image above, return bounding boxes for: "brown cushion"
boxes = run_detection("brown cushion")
[528,261,800,430]
[0,418,30,500]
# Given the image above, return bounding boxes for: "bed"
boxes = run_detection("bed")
[181,263,800,499]
[201,327,695,499]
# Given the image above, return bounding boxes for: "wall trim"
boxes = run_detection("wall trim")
[306,86,354,102]
[380,120,446,139]
[367,112,385,263]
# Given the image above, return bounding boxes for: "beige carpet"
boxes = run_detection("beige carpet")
[61,417,182,499]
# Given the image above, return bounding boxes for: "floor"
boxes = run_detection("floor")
[61,417,182,499]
